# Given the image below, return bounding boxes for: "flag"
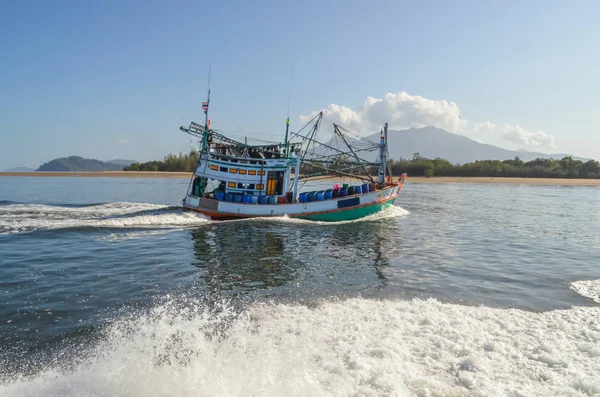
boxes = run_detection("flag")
[202,102,209,113]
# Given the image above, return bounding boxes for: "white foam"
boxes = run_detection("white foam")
[227,204,410,226]
[2,297,599,396]
[0,202,209,234]
[1,202,408,233]
[97,229,178,241]
[571,279,600,304]
[0,202,167,216]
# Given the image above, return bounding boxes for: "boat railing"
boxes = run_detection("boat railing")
[190,181,386,205]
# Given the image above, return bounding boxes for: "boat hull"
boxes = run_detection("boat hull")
[183,183,401,222]
[296,197,395,221]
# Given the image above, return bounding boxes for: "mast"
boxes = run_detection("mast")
[292,150,301,202]
[378,125,387,186]
[201,64,212,153]
[385,122,392,181]
[198,65,211,196]
[284,117,290,157]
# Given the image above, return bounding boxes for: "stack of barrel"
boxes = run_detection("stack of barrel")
[298,182,372,203]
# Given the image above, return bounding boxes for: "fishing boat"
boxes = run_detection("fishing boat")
[180,92,406,222]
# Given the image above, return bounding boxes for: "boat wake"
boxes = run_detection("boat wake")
[1,294,598,396]
[0,202,210,234]
[0,202,409,234]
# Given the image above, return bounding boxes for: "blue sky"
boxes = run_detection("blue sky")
[1,0,599,169]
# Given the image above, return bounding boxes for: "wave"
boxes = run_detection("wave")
[2,296,599,396]
[0,202,409,234]
[0,202,210,234]
[571,279,600,304]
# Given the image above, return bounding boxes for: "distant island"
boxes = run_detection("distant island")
[4,166,35,172]
[36,156,136,172]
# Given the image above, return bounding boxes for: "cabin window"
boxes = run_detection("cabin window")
[258,171,265,176]
[210,165,218,171]
[220,167,228,172]
[229,168,238,174]
[227,182,236,188]
[248,184,255,189]
[237,183,245,189]
[248,170,257,175]
[239,169,247,175]
[257,184,264,190]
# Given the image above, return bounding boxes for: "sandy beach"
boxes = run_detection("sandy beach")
[1,171,600,186]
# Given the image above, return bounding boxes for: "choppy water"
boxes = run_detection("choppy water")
[1,176,599,396]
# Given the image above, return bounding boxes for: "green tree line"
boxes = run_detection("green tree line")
[390,153,600,179]
[124,150,600,179]
[124,151,199,172]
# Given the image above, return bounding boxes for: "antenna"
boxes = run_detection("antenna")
[207,62,212,92]
[287,64,294,118]
[284,64,294,157]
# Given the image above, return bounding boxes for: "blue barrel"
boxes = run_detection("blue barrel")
[250,196,259,204]
[268,196,277,204]
[324,189,333,200]
[332,189,340,198]
[259,196,268,204]
[242,194,251,204]
[233,194,242,203]
[362,183,370,193]
[340,188,348,197]
[355,185,363,194]
[215,191,225,201]
[348,186,355,195]
[225,193,233,202]
[299,193,308,203]
[308,192,317,202]
[316,191,325,201]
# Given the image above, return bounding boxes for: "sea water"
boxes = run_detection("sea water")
[0,176,599,396]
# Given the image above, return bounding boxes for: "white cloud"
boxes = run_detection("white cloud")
[300,91,556,149]
[301,91,466,134]
[474,122,556,148]
[117,138,130,144]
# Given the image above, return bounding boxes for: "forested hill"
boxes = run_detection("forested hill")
[36,156,125,171]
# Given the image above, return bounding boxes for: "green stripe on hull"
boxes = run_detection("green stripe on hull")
[297,199,396,222]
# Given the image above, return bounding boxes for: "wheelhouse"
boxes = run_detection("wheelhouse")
[190,150,297,201]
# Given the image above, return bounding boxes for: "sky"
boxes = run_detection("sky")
[1,0,600,170]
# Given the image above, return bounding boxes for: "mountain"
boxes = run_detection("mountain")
[363,126,589,164]
[4,166,35,172]
[106,159,137,166]
[36,156,125,172]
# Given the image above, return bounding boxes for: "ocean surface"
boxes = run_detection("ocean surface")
[0,176,599,396]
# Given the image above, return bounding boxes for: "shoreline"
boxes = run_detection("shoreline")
[1,171,600,186]
[0,171,193,178]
